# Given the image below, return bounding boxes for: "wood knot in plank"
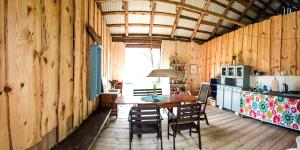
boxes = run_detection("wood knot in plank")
[43,57,48,64]
[27,6,32,16]
[20,82,24,88]
[4,86,12,93]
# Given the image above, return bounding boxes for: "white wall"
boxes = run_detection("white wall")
[250,76,300,91]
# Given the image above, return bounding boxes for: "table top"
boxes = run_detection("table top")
[115,94,197,108]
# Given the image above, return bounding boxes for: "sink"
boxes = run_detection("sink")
[282,93,300,97]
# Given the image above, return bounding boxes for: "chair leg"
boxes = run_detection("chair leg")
[160,131,163,150]
[173,129,176,150]
[189,129,191,136]
[204,112,209,125]
[198,128,202,149]
[167,123,170,140]
[129,133,132,150]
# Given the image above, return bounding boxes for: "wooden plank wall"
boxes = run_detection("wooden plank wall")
[0,0,112,149]
[161,11,300,92]
[110,42,126,80]
[200,11,300,85]
[0,0,10,149]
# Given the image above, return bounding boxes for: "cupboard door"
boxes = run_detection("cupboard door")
[224,87,232,110]
[232,91,241,112]
[217,87,224,107]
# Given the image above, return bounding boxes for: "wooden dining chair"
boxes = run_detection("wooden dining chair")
[167,103,202,150]
[133,88,163,96]
[128,104,163,150]
[197,83,210,125]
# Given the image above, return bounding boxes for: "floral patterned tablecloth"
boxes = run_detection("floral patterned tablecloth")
[240,91,300,131]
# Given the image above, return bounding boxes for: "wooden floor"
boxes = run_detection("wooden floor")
[92,105,299,150]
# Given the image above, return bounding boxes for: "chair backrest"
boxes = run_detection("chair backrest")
[129,105,161,126]
[197,83,210,111]
[176,103,201,124]
[133,88,163,96]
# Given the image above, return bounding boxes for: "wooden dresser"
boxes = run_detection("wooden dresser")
[99,89,121,117]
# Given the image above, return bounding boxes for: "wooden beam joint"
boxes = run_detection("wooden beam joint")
[86,25,102,44]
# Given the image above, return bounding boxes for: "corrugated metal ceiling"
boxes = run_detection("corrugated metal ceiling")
[181,10,200,19]
[104,15,125,24]
[198,24,214,32]
[178,18,197,29]
[155,2,176,14]
[195,32,210,40]
[152,27,172,35]
[176,29,193,38]
[128,0,151,11]
[100,0,287,41]
[208,3,225,15]
[109,27,125,34]
[128,14,150,24]
[129,26,150,34]
[154,15,175,26]
[185,0,206,8]
[101,1,123,12]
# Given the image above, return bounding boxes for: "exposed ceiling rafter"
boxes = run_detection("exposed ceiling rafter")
[107,23,219,35]
[124,0,128,36]
[191,0,211,40]
[152,0,245,27]
[256,0,276,12]
[149,2,156,36]
[210,0,254,21]
[102,11,232,30]
[112,34,205,44]
[209,0,235,39]
[256,0,273,20]
[171,0,185,38]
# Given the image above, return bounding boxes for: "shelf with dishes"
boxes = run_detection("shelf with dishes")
[169,59,187,94]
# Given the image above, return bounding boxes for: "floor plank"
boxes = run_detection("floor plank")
[92,105,300,150]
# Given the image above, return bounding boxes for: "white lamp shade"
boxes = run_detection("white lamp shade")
[147,69,179,78]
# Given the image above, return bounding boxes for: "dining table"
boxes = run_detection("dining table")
[115,93,198,108]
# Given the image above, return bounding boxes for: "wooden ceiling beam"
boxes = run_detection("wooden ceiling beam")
[103,11,232,30]
[191,0,211,40]
[152,0,245,27]
[255,0,273,20]
[231,0,256,30]
[236,0,273,17]
[112,34,206,43]
[107,24,217,35]
[125,44,161,48]
[236,0,260,13]
[171,0,185,38]
[237,0,255,21]
[124,0,128,36]
[210,0,254,21]
[209,0,235,39]
[256,0,275,12]
[149,2,156,36]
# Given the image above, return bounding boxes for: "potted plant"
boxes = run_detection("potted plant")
[109,80,118,90]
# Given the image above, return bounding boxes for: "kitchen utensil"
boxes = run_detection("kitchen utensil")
[263,85,268,92]
[271,77,279,91]
[282,83,289,93]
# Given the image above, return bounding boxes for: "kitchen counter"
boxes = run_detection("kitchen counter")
[244,91,300,99]
[240,91,300,131]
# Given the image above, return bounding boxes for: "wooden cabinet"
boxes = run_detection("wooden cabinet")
[224,86,233,110]
[217,85,224,107]
[99,90,120,117]
[232,87,242,112]
[218,85,242,113]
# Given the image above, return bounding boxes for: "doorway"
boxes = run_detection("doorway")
[123,47,165,96]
